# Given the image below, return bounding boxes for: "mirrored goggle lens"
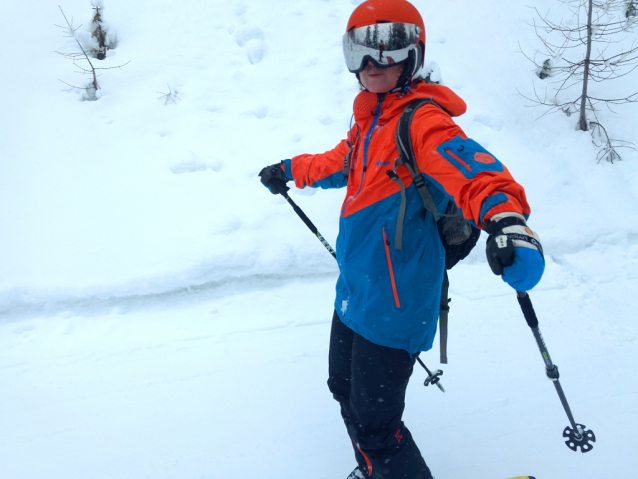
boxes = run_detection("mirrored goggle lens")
[342,22,421,73]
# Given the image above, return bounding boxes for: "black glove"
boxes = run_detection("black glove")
[485,212,545,291]
[259,162,290,195]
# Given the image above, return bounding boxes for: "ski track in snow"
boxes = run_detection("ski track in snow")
[0,271,336,323]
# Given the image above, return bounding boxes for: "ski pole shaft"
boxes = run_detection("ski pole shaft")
[516,291,595,452]
[516,292,578,429]
[281,191,336,259]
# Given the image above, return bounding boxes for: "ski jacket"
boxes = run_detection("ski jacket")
[283,82,530,353]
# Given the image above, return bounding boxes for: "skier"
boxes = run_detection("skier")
[259,1,545,478]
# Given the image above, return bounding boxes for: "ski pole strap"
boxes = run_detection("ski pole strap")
[282,191,337,259]
[439,270,450,364]
[516,291,539,328]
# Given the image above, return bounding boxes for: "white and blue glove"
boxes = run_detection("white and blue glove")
[485,213,544,292]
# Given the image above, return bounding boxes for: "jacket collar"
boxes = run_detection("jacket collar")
[353,81,467,123]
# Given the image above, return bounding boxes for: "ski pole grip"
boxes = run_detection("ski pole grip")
[517,291,539,329]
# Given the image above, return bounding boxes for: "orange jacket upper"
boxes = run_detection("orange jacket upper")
[286,82,529,227]
[282,81,531,353]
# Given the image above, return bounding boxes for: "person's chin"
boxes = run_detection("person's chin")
[366,82,391,94]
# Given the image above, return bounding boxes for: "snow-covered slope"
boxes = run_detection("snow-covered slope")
[1,1,637,478]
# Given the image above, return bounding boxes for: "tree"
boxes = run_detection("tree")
[55,4,128,101]
[90,4,108,59]
[389,23,408,51]
[522,0,638,162]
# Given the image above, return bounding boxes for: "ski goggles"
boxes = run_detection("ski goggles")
[342,22,422,73]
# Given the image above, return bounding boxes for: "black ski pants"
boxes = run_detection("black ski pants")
[327,311,433,479]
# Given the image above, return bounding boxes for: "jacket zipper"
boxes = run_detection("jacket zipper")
[444,147,472,172]
[382,226,401,309]
[341,95,385,217]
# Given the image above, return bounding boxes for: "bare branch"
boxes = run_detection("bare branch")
[520,0,638,158]
[56,5,128,100]
[156,84,182,105]
[57,6,99,91]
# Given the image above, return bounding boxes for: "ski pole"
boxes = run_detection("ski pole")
[416,356,445,393]
[516,291,595,453]
[280,190,336,259]
[277,188,444,392]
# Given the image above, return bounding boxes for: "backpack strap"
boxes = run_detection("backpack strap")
[386,169,408,250]
[391,98,462,365]
[388,97,460,251]
[342,129,360,179]
[394,97,445,222]
[439,270,450,364]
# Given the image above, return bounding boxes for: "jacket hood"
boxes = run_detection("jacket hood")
[353,81,467,122]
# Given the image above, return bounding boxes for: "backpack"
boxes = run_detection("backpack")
[389,97,481,363]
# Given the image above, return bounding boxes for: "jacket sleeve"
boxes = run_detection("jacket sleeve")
[411,106,530,228]
[285,137,351,190]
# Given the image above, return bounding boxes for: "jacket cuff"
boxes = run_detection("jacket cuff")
[482,202,528,229]
[281,159,293,181]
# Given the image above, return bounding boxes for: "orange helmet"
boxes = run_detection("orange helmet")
[343,0,426,87]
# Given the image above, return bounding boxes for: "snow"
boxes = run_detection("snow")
[1,0,637,478]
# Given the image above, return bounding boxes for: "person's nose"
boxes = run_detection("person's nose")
[364,61,379,72]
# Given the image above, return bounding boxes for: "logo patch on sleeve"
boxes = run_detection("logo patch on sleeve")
[474,152,496,164]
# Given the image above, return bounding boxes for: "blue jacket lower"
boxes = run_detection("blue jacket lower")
[334,183,447,353]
